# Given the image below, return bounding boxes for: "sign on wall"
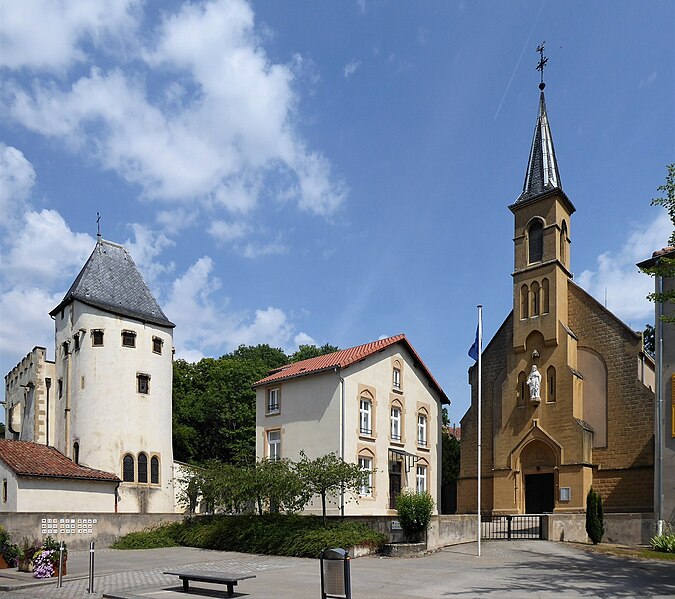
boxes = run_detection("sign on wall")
[41,517,97,536]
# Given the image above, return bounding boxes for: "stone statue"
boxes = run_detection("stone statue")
[527,365,542,401]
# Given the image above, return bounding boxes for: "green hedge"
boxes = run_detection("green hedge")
[112,515,386,558]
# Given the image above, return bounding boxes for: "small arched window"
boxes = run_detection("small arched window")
[560,221,568,265]
[73,442,80,464]
[528,220,544,263]
[520,285,529,319]
[122,454,135,482]
[531,281,541,316]
[542,278,550,314]
[547,366,556,402]
[138,453,148,484]
[150,456,160,484]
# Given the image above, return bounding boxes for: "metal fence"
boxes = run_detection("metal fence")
[481,515,543,540]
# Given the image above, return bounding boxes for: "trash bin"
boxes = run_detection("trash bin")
[320,547,351,599]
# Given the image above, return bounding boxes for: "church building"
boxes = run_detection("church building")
[3,237,176,513]
[457,78,655,516]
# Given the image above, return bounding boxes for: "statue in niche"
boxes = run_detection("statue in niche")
[527,365,542,401]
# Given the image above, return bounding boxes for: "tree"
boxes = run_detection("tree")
[639,164,675,323]
[442,433,460,486]
[643,324,655,356]
[585,488,605,545]
[290,344,339,363]
[295,451,366,525]
[243,459,307,515]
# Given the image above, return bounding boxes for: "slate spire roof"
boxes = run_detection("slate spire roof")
[516,91,563,204]
[50,238,174,328]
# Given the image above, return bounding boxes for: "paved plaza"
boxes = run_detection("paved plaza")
[0,542,673,599]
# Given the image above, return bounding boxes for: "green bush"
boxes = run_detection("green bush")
[585,488,604,545]
[396,490,435,542]
[113,515,386,558]
[650,531,675,553]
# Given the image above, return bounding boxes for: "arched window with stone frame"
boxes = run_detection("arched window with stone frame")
[520,285,529,319]
[560,220,568,266]
[517,371,529,407]
[542,278,550,314]
[546,366,556,403]
[531,281,541,316]
[138,452,148,483]
[150,455,160,484]
[122,454,135,482]
[527,219,544,264]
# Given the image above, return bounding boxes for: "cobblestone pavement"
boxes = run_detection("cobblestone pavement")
[0,551,301,599]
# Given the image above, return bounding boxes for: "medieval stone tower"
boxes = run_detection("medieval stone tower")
[46,237,175,513]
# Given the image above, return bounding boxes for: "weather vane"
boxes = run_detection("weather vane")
[96,212,101,238]
[536,42,548,90]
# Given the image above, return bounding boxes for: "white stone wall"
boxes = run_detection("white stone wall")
[53,300,175,513]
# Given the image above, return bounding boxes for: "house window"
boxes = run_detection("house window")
[390,406,401,441]
[359,398,372,436]
[151,456,160,484]
[358,455,373,496]
[73,333,80,351]
[92,330,104,346]
[528,220,544,263]
[62,341,69,357]
[73,442,80,464]
[122,330,136,348]
[267,388,280,414]
[267,430,281,461]
[417,413,428,447]
[393,367,401,390]
[138,453,148,483]
[152,337,163,354]
[2,479,7,503]
[58,378,63,399]
[416,465,428,493]
[137,373,150,394]
[122,454,135,482]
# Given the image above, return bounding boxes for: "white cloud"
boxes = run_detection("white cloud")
[123,223,175,285]
[208,220,250,243]
[293,331,316,347]
[0,0,139,72]
[239,239,288,259]
[0,143,35,226]
[165,255,310,358]
[576,211,672,324]
[2,0,347,221]
[344,60,361,78]
[1,209,94,287]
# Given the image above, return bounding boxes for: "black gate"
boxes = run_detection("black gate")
[481,515,543,540]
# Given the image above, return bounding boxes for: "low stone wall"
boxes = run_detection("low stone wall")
[1,512,184,550]
[546,513,656,545]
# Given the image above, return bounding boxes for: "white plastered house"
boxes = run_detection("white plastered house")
[254,334,450,516]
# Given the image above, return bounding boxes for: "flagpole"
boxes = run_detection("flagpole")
[477,305,483,557]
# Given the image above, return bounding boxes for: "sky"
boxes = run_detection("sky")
[0,0,673,426]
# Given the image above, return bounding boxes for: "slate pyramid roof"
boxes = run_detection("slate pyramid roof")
[50,238,175,328]
[515,91,564,204]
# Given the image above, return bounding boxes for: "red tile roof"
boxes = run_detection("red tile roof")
[254,334,449,404]
[0,440,119,482]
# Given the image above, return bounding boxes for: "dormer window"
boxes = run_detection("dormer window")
[122,330,136,348]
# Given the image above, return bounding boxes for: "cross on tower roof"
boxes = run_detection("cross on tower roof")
[536,42,548,90]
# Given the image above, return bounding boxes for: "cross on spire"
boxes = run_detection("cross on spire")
[536,42,548,90]
[96,212,101,239]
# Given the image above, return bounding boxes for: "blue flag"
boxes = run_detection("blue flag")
[468,326,479,361]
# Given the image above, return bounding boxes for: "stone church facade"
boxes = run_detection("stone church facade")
[457,87,655,515]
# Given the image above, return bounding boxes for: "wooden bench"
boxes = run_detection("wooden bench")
[163,570,256,597]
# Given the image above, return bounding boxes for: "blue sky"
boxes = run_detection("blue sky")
[0,0,673,426]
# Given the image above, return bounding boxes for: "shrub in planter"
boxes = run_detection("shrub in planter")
[0,525,19,568]
[396,490,435,543]
[17,538,41,572]
[33,537,67,578]
[585,488,604,545]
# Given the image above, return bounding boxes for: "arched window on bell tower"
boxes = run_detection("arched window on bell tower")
[542,278,550,314]
[531,281,541,316]
[520,285,529,319]
[528,220,544,264]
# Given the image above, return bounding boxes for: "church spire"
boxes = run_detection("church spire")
[516,43,562,204]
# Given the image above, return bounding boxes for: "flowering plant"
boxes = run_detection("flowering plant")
[33,550,54,579]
